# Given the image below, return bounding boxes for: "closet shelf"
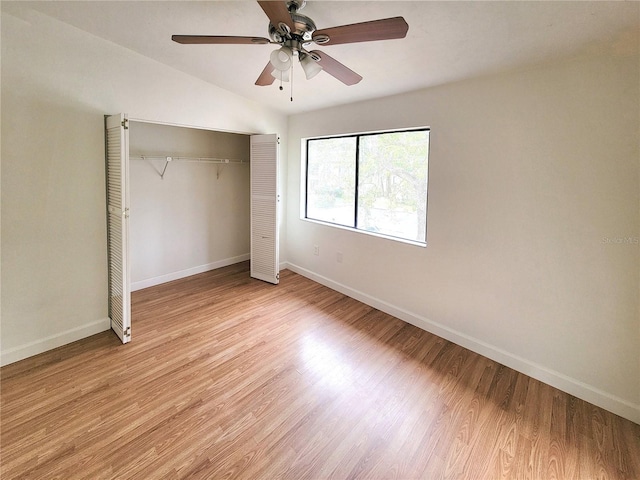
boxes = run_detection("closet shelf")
[131,154,248,179]
[131,154,249,164]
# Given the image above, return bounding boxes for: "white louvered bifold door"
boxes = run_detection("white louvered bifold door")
[105,114,131,343]
[250,134,280,284]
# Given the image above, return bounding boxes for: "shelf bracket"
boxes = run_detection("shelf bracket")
[160,156,172,179]
[216,159,229,179]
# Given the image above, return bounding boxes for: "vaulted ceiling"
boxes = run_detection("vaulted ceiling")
[8,1,640,114]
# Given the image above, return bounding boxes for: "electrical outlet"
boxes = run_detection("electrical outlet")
[336,252,343,263]
[313,245,319,256]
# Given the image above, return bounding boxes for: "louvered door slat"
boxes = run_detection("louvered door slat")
[250,134,279,284]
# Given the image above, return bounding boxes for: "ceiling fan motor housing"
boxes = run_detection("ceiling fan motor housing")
[269,12,317,44]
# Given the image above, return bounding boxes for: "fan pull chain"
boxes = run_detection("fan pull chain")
[290,64,294,102]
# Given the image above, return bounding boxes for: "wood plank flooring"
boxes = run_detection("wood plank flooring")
[2,262,639,479]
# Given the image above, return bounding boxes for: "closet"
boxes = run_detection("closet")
[105,114,279,344]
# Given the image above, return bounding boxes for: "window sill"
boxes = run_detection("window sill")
[301,217,427,248]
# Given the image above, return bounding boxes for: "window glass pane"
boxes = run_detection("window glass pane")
[357,131,429,242]
[307,137,357,227]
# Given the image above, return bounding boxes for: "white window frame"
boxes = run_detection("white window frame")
[301,127,430,246]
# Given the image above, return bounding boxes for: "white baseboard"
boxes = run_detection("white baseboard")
[2,257,251,366]
[283,262,640,425]
[131,254,250,291]
[1,317,111,367]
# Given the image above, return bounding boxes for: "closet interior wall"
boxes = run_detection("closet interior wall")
[129,121,251,290]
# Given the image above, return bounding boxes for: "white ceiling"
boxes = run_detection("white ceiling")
[9,1,640,115]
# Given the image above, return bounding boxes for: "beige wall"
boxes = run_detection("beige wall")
[0,6,287,364]
[286,53,640,423]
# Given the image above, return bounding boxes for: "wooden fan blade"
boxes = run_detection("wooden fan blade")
[312,17,408,46]
[258,1,295,33]
[255,62,276,86]
[172,35,271,45]
[310,50,362,86]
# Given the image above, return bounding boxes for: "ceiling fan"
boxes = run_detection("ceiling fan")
[172,0,409,89]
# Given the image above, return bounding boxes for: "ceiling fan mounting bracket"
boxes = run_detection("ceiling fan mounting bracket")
[312,34,330,45]
[275,22,291,38]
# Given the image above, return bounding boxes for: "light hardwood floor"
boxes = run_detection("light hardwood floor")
[2,262,639,479]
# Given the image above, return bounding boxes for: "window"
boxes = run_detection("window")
[305,128,429,244]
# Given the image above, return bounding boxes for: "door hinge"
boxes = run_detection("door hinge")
[276,273,280,280]
[122,119,129,130]
[124,326,131,338]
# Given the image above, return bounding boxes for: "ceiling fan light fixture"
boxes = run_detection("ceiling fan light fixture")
[270,46,293,71]
[271,68,291,82]
[300,54,322,80]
